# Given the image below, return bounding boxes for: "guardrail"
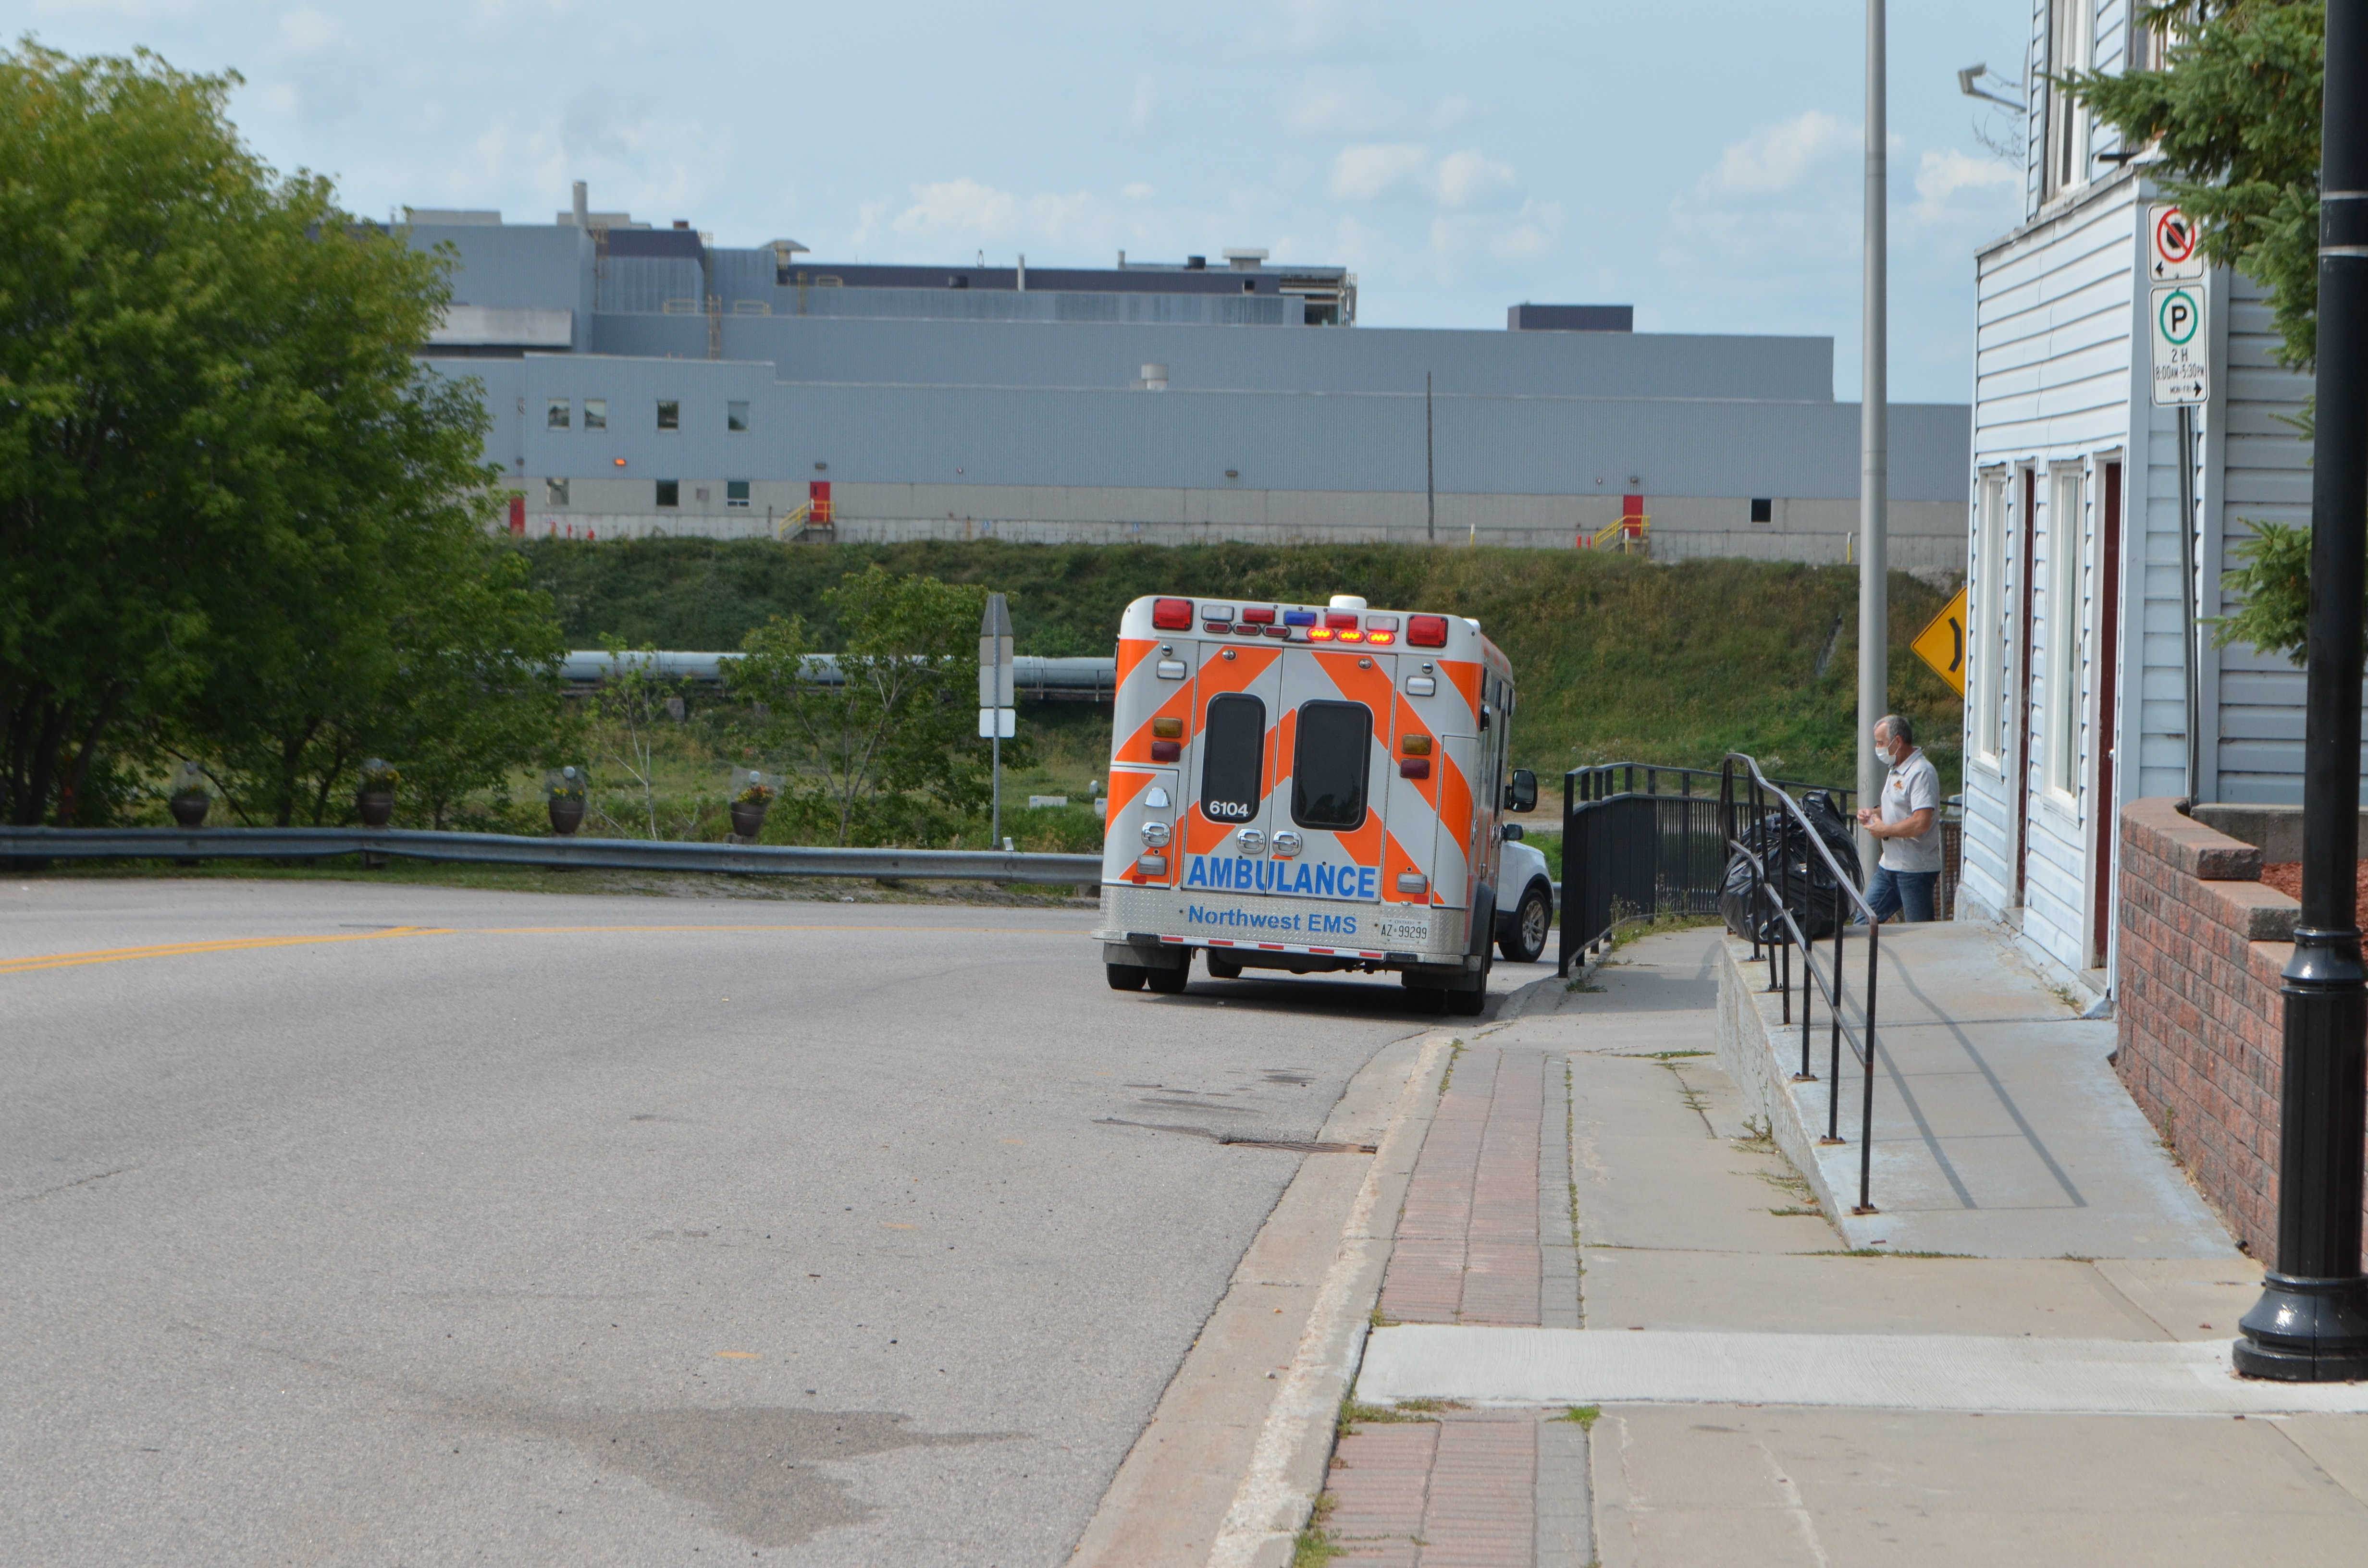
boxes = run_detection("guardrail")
[559,650,1119,701]
[0,826,1100,885]
[1719,751,1880,1216]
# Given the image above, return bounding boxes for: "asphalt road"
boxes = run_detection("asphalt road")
[0,876,1538,1565]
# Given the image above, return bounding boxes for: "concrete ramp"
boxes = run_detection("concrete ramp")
[1716,923,2235,1260]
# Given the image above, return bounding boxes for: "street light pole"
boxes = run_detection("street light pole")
[1856,0,1889,859]
[2234,0,2368,1383]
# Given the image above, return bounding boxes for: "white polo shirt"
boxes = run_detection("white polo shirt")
[1879,747,1944,873]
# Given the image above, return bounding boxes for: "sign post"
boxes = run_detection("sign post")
[979,594,1015,847]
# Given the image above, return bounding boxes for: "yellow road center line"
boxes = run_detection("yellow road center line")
[0,926,451,976]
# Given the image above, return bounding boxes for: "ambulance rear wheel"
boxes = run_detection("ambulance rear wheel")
[1447,982,1487,1017]
[1147,958,1190,994]
[1106,963,1149,992]
[1207,954,1243,979]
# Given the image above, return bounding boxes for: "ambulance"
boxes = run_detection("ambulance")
[1094,593,1551,1014]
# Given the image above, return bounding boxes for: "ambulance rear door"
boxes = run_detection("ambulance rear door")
[1268,645,1394,903]
[1178,638,1286,892]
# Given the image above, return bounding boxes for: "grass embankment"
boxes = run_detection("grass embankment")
[522,538,1964,798]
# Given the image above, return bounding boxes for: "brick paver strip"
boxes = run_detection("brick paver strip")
[1329,1421,1439,1564]
[1420,1414,1538,1568]
[1380,1046,1551,1326]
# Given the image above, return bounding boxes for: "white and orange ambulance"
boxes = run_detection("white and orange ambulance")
[1094,593,1548,1013]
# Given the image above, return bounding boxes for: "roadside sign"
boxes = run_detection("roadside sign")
[978,591,1015,706]
[2149,204,2204,283]
[2151,285,2209,405]
[1911,587,1968,697]
[978,707,1015,738]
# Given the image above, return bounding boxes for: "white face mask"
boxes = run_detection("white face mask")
[1873,740,1894,766]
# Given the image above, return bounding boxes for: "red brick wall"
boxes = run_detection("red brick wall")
[2114,797,2302,1255]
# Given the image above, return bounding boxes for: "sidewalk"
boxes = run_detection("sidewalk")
[1319,923,2368,1567]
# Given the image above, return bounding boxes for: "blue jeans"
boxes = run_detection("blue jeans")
[1864,866,1938,923]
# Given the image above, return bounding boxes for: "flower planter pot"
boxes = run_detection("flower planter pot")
[168,795,210,828]
[729,801,769,839]
[549,798,585,836]
[356,791,395,828]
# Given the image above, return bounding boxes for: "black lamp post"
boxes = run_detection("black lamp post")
[2234,0,2368,1382]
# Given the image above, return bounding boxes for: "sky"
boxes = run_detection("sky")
[25,0,2036,404]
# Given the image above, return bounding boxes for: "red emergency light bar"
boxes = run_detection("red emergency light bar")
[1324,611,1359,630]
[1407,614,1449,648]
[1366,631,1396,646]
[1241,606,1276,625]
[1153,598,1194,630]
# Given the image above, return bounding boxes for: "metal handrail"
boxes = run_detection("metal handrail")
[0,825,1098,884]
[1719,752,1881,1216]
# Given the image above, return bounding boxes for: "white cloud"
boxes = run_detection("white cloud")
[1702,109,1858,197]
[1251,0,1373,55]
[1431,96,1472,131]
[1331,143,1431,202]
[1122,182,1156,200]
[1911,147,2017,221]
[1434,149,1515,210]
[1330,144,1518,209]
[1127,74,1158,132]
[1284,72,1394,137]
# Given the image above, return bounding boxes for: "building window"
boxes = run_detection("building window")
[2045,468,2085,797]
[545,477,569,506]
[583,399,607,430]
[694,486,710,504]
[546,398,570,429]
[728,401,750,432]
[655,479,679,508]
[727,480,751,507]
[2043,0,2094,200]
[657,400,680,431]
[1972,474,2007,764]
[1749,497,1773,523]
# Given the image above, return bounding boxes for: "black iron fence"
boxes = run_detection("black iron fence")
[1556,761,1854,973]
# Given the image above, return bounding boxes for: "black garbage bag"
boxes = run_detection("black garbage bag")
[1718,790,1864,943]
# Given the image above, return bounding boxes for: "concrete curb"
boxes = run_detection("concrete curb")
[1069,1025,1459,1568]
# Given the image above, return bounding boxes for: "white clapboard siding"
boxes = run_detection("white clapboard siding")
[2209,277,2354,804]
[1963,163,2142,968]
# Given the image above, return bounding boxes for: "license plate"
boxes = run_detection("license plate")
[1372,916,1432,945]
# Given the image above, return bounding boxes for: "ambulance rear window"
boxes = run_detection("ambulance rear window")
[1200,694,1266,822]
[1291,701,1372,830]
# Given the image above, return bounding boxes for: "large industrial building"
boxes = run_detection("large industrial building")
[407,190,1970,564]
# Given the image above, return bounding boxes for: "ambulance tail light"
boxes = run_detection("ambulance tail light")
[1324,611,1359,630]
[1152,717,1183,738]
[1365,631,1396,645]
[1241,606,1277,625]
[1337,629,1366,643]
[1407,614,1449,648]
[1150,740,1181,761]
[1152,598,1194,630]
[1398,758,1431,779]
[1308,627,1336,641]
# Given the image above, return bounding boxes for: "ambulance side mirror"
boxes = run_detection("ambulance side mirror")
[1504,769,1537,813]
[1500,823,1526,842]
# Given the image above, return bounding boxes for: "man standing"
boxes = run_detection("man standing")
[1855,713,1941,922]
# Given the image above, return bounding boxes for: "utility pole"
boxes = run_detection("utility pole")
[1426,372,1437,543]
[2234,0,2368,1382]
[1856,0,1889,859]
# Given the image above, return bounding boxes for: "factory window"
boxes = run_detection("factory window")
[655,479,679,508]
[1749,498,1773,523]
[583,399,607,430]
[727,401,751,432]
[547,398,571,429]
[656,400,680,431]
[545,477,569,506]
[695,486,710,504]
[727,480,751,507]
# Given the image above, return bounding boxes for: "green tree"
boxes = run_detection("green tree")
[0,42,564,823]
[729,566,1018,845]
[2067,3,2330,662]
